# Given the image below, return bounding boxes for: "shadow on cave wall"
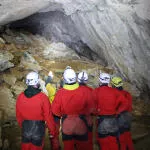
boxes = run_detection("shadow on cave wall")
[9,11,106,65]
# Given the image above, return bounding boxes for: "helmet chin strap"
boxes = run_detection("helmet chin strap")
[80,72,85,83]
[81,72,85,80]
[65,82,76,85]
[99,83,108,86]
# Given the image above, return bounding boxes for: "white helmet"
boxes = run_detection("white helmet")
[99,73,110,84]
[26,71,39,86]
[63,69,76,84]
[77,71,88,83]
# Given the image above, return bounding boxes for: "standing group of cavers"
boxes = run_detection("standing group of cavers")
[16,66,135,150]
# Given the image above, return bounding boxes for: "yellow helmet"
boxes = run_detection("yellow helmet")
[111,76,123,87]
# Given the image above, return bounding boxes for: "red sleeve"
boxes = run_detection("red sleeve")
[16,93,23,127]
[42,94,56,136]
[51,90,62,117]
[116,90,128,114]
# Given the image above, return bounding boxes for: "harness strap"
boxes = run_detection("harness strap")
[22,120,45,146]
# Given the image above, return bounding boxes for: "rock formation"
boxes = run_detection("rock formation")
[1,0,149,97]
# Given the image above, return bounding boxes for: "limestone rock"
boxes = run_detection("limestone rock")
[123,82,141,97]
[0,86,14,119]
[10,68,24,81]
[5,0,150,94]
[0,51,14,71]
[11,81,25,96]
[0,0,51,25]
[0,37,5,44]
[2,74,17,86]
[43,42,80,60]
[0,0,150,93]
[20,51,41,71]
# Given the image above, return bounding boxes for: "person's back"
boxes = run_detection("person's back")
[16,71,56,150]
[111,76,134,150]
[45,71,60,150]
[77,71,95,150]
[45,71,56,103]
[93,73,128,150]
[53,84,92,115]
[94,85,127,115]
[52,68,93,150]
[17,90,51,121]
[121,90,132,112]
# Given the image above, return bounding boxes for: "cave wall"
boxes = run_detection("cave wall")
[9,11,103,63]
[0,0,150,95]
[69,1,150,92]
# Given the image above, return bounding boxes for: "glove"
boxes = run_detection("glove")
[48,71,54,78]
[49,134,54,139]
[48,131,55,139]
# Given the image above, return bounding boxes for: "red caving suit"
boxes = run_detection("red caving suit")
[16,86,56,150]
[79,84,95,150]
[118,89,135,150]
[93,85,128,150]
[52,83,95,150]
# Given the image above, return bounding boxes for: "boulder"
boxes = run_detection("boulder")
[43,42,80,60]
[0,51,14,71]
[20,51,42,71]
[2,74,17,86]
[0,86,15,119]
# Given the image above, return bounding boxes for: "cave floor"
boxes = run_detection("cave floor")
[1,116,150,150]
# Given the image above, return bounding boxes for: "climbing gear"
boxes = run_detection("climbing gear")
[117,111,132,134]
[26,71,39,86]
[99,73,110,84]
[22,120,45,146]
[61,115,88,141]
[97,115,119,138]
[63,69,76,84]
[118,112,134,150]
[77,71,88,83]
[111,76,123,87]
